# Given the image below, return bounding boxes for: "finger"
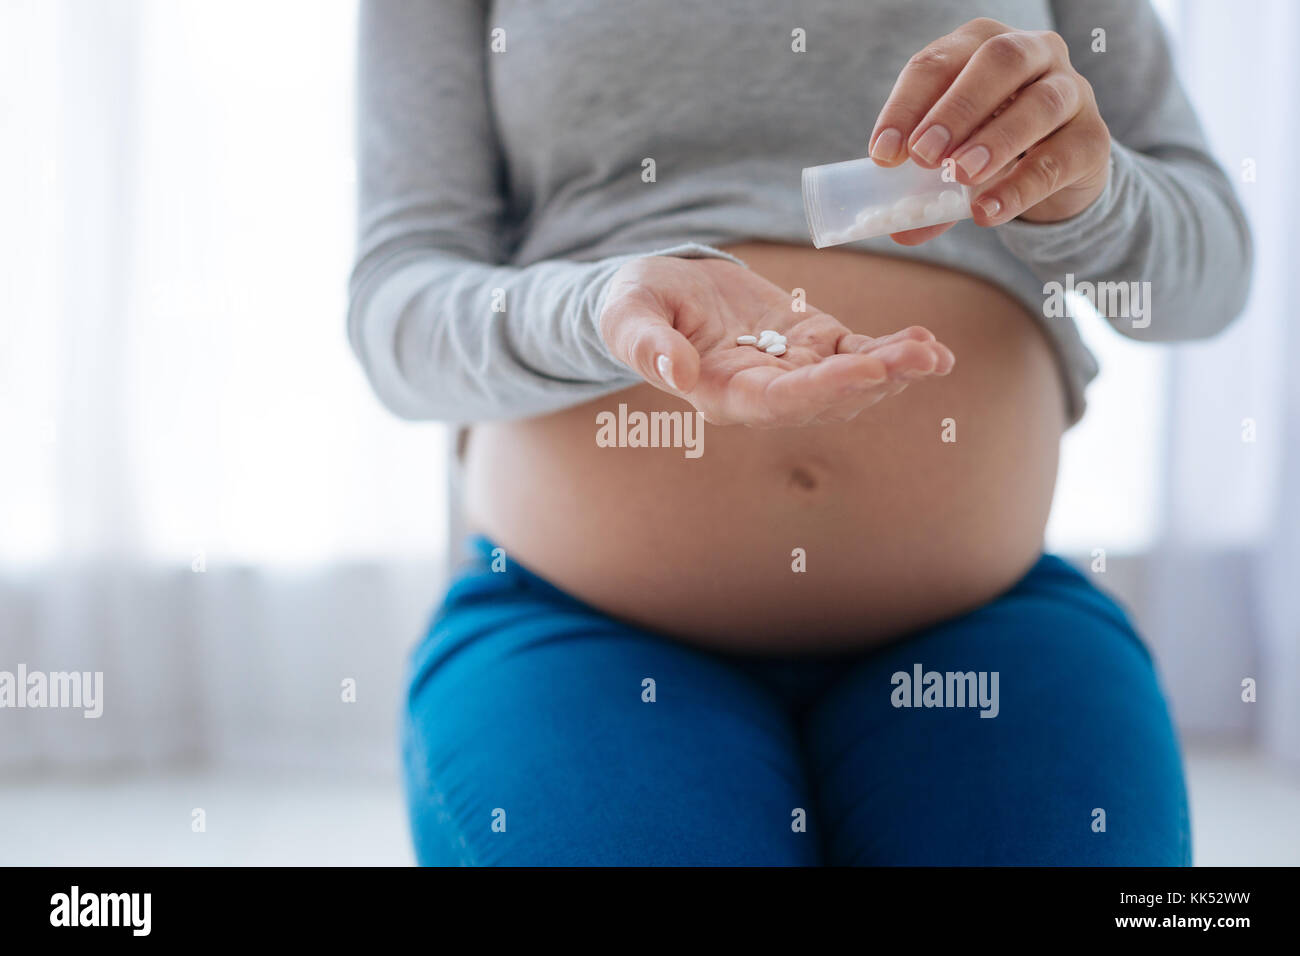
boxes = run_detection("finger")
[847,336,951,379]
[841,332,955,380]
[931,342,957,375]
[887,221,957,246]
[908,31,1061,168]
[866,338,942,379]
[815,371,916,422]
[837,326,936,354]
[947,70,1081,185]
[760,353,894,425]
[704,336,953,427]
[802,341,955,425]
[607,306,702,394]
[869,19,1006,166]
[782,344,946,425]
[712,353,886,427]
[969,118,1098,226]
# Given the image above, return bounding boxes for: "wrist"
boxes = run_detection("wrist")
[1017,148,1113,225]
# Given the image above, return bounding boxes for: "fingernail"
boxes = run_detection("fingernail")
[910,125,951,165]
[870,127,903,163]
[955,144,991,179]
[976,196,1003,220]
[656,354,678,390]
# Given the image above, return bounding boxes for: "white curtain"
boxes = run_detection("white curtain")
[0,0,446,771]
[1139,0,1300,762]
[1,0,1296,772]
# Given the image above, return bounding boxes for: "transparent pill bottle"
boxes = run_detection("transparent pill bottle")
[802,157,973,248]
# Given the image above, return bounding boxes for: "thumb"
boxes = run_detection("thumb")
[608,310,701,394]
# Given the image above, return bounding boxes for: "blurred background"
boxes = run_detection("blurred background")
[1,0,1296,865]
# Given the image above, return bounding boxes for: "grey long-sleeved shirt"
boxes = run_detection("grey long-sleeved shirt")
[348,0,1252,427]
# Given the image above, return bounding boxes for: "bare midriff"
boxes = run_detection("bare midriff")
[462,241,1067,652]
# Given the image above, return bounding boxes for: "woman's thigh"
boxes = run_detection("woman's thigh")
[402,541,820,866]
[802,555,1191,866]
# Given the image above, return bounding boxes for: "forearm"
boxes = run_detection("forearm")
[997,140,1253,341]
[346,242,742,423]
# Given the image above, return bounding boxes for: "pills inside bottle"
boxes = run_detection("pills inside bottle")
[803,157,973,248]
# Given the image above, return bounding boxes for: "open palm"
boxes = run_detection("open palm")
[600,255,954,426]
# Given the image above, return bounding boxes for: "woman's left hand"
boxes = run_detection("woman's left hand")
[868,17,1111,245]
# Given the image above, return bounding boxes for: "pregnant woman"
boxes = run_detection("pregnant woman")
[349,1,1251,865]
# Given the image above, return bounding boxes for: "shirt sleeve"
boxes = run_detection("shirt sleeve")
[995,0,1253,342]
[347,0,742,423]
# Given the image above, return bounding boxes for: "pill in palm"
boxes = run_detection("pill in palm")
[737,329,788,356]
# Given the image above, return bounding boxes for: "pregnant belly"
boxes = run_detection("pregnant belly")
[462,241,1068,652]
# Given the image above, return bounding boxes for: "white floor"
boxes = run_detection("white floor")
[1,744,1296,866]
[0,764,415,867]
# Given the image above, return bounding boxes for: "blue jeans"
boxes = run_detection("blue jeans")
[402,536,1190,865]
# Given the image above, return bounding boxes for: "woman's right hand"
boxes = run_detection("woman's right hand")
[599,255,954,427]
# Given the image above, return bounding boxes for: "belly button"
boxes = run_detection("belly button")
[787,466,819,492]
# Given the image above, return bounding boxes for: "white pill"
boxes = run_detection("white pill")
[765,343,787,356]
[938,190,966,214]
[854,203,885,226]
[856,209,887,235]
[882,211,909,231]
[895,195,928,218]
[736,335,758,345]
[756,330,780,348]
[921,202,944,222]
